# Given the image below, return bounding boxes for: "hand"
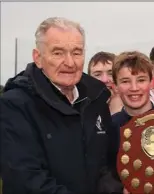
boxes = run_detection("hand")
[109,94,123,115]
[123,188,130,194]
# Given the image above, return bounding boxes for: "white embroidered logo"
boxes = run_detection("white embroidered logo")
[96,115,106,134]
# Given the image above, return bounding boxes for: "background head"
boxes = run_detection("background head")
[88,51,115,91]
[0,85,4,95]
[150,47,154,65]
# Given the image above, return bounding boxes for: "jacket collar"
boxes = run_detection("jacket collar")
[4,63,111,115]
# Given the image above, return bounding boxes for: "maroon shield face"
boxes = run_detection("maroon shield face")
[117,110,154,194]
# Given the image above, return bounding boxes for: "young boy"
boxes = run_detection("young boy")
[112,51,153,126]
[88,51,123,115]
[112,51,154,194]
[149,47,154,103]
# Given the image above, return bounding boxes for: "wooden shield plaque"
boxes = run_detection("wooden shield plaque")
[117,110,154,194]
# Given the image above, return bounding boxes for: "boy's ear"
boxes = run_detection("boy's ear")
[112,83,119,94]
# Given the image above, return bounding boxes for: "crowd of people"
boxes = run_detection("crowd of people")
[0,17,154,194]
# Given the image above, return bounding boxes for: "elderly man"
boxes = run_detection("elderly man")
[0,17,121,194]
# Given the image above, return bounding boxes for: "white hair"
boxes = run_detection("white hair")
[35,17,85,47]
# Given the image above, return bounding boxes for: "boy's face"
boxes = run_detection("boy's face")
[90,61,114,91]
[116,66,152,111]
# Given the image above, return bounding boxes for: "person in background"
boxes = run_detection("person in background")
[149,47,154,103]
[0,85,4,95]
[112,51,154,194]
[150,47,154,64]
[0,17,122,194]
[0,85,3,194]
[88,51,123,115]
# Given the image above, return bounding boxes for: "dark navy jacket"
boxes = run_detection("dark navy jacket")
[112,108,132,129]
[112,106,154,128]
[0,63,122,194]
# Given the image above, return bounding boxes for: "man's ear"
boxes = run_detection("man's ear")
[32,48,42,69]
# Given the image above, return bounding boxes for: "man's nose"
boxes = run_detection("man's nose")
[64,53,74,67]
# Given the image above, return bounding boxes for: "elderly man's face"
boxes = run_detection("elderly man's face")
[33,27,85,89]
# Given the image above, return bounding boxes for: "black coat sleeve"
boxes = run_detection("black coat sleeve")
[0,98,74,194]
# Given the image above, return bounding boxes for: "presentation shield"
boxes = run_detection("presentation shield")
[117,110,154,194]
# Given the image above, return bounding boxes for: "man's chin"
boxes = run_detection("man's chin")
[57,81,78,89]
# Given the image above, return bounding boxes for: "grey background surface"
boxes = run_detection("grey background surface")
[1,2,154,85]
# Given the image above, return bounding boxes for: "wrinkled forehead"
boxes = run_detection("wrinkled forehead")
[45,27,84,46]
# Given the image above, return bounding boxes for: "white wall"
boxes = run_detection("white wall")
[1,2,154,85]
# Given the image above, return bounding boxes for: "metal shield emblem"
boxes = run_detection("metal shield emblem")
[141,126,154,160]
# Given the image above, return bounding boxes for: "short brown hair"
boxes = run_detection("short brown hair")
[87,51,115,75]
[112,51,153,84]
